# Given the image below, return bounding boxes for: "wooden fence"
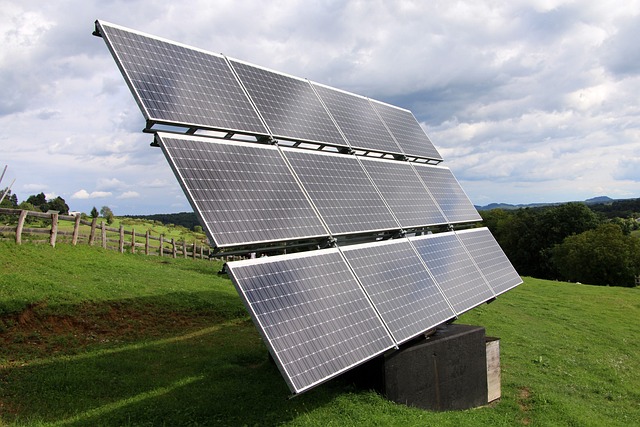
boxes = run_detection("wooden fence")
[0,208,213,260]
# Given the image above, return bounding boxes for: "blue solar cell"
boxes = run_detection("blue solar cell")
[456,228,523,296]
[410,232,494,315]
[370,99,442,161]
[311,82,402,154]
[412,164,482,224]
[341,239,455,343]
[282,149,400,235]
[157,133,328,247]
[96,21,268,135]
[226,249,395,393]
[359,157,447,228]
[229,59,347,147]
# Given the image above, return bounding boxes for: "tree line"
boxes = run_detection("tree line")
[482,202,640,287]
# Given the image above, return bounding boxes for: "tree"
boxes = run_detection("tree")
[552,223,640,287]
[100,206,115,225]
[90,206,99,219]
[0,188,18,208]
[45,196,69,215]
[26,192,47,211]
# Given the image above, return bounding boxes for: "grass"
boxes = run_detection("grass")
[1,242,639,426]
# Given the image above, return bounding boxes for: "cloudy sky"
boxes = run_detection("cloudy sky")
[2,0,640,215]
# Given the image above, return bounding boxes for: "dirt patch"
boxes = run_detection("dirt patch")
[0,302,224,364]
[517,386,532,425]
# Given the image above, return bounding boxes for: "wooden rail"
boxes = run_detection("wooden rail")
[0,208,213,260]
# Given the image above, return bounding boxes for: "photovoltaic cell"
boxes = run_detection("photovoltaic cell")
[157,133,328,247]
[282,149,400,235]
[370,99,443,161]
[229,59,347,147]
[456,228,522,296]
[359,157,447,228]
[341,239,455,344]
[96,21,268,135]
[311,83,402,154]
[412,164,482,224]
[226,249,395,394]
[410,232,494,315]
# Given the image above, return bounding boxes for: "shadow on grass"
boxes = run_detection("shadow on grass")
[0,320,340,426]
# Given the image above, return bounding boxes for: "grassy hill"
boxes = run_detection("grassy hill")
[1,242,639,426]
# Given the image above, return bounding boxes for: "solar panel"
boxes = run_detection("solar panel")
[369,99,443,161]
[456,228,523,296]
[311,83,402,154]
[340,239,456,344]
[226,249,396,394]
[96,21,268,135]
[412,164,482,224]
[359,157,447,228]
[282,148,400,235]
[410,232,495,315]
[156,132,328,247]
[228,59,347,147]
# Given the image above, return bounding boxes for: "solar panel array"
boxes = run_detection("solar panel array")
[96,20,522,396]
[96,20,442,160]
[227,228,519,393]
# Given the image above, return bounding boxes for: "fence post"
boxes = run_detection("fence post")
[192,241,197,259]
[72,214,81,245]
[101,221,107,249]
[183,240,187,259]
[200,243,203,260]
[50,212,58,247]
[145,230,150,256]
[160,234,164,257]
[89,217,97,246]
[119,225,125,253]
[171,238,177,258]
[131,227,136,254]
[15,209,27,244]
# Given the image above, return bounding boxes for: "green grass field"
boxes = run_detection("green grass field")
[1,242,639,426]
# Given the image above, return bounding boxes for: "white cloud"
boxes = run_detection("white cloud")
[71,189,113,199]
[1,0,640,214]
[117,191,139,199]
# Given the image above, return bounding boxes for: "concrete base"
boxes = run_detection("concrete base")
[346,324,491,411]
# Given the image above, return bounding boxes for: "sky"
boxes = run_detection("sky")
[2,0,640,215]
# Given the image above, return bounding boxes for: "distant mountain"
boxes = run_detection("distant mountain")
[584,196,614,204]
[475,196,616,211]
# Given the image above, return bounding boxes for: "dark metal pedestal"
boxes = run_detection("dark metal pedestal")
[347,324,491,411]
